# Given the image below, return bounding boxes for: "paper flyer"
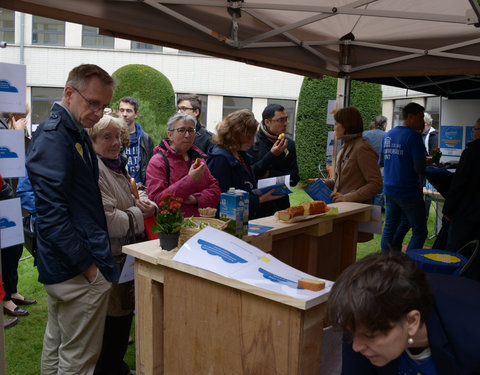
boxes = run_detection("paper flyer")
[0,198,24,248]
[305,178,333,204]
[0,129,26,178]
[0,62,27,113]
[256,175,292,195]
[248,223,274,236]
[173,227,332,300]
[118,254,135,283]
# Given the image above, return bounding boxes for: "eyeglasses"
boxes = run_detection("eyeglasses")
[72,87,108,113]
[177,106,194,112]
[172,127,196,135]
[270,116,288,123]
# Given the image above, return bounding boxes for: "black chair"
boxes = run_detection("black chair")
[457,240,480,281]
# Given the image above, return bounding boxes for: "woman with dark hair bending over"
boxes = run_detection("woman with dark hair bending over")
[328,251,480,374]
[207,109,282,219]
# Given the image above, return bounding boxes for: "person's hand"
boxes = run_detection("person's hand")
[270,138,288,156]
[330,192,346,202]
[135,199,156,218]
[12,116,27,130]
[259,188,285,203]
[188,160,205,182]
[82,263,98,283]
[183,195,197,205]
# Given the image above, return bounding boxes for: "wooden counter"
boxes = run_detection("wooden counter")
[124,241,331,375]
[123,202,372,374]
[244,202,372,281]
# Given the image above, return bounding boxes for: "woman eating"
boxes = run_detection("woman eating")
[147,112,220,216]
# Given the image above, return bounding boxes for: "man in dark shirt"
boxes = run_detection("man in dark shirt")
[249,104,300,218]
[177,94,213,153]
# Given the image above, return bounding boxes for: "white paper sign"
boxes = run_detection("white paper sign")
[0,198,24,248]
[326,100,337,125]
[0,130,25,178]
[0,62,27,113]
[357,204,382,234]
[173,227,333,300]
[118,254,135,283]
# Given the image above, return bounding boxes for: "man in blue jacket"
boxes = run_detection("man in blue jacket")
[27,64,118,375]
[118,96,154,188]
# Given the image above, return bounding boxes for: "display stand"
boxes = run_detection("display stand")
[123,202,372,374]
[244,202,372,281]
[124,242,330,375]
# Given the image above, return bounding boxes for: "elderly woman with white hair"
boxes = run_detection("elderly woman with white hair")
[147,112,220,216]
[88,114,155,375]
[422,112,438,155]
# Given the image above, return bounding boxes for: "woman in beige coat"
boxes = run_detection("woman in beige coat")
[325,107,382,204]
[88,114,155,375]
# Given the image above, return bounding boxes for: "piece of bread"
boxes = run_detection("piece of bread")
[300,201,311,215]
[278,205,305,221]
[278,133,285,140]
[130,177,139,200]
[309,200,328,214]
[298,278,325,291]
[193,158,201,168]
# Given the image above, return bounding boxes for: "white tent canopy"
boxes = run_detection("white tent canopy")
[2,0,480,97]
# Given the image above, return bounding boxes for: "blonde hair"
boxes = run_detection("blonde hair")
[5,103,30,129]
[87,114,125,142]
[213,109,258,152]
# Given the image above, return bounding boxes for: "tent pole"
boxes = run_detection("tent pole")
[332,77,351,177]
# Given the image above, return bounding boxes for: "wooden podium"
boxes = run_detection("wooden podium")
[123,241,331,375]
[123,202,372,374]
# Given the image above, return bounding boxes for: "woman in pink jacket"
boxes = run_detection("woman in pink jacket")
[147,113,220,217]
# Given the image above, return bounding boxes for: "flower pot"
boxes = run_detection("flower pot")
[159,232,180,251]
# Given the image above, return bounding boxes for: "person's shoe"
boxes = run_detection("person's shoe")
[11,296,37,305]
[3,306,29,317]
[3,317,18,329]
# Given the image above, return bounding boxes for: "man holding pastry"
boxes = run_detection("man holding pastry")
[249,104,300,218]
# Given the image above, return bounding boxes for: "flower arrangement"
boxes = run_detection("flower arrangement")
[151,194,184,234]
[430,147,442,163]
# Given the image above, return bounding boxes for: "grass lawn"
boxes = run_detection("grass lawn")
[3,188,438,373]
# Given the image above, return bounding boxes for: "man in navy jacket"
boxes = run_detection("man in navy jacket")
[27,64,118,375]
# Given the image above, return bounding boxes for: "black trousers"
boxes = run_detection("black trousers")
[94,312,134,375]
[0,243,23,301]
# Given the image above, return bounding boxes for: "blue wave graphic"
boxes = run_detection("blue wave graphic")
[197,239,247,264]
[258,267,298,289]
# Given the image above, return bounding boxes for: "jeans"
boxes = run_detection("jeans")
[381,194,427,252]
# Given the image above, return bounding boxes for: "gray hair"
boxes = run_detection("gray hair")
[424,112,433,126]
[166,112,196,131]
[375,115,388,129]
[87,114,125,142]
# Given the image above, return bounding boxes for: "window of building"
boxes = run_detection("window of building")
[425,96,440,129]
[392,99,412,127]
[82,25,114,49]
[31,87,64,129]
[0,8,15,43]
[176,93,208,126]
[267,98,297,137]
[131,41,162,51]
[32,16,65,46]
[223,96,252,118]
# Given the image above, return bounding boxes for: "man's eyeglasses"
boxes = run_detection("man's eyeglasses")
[72,87,108,113]
[270,116,288,123]
[177,106,194,112]
[172,127,196,135]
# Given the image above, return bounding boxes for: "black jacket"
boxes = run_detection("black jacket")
[26,103,118,284]
[193,121,214,154]
[248,130,300,218]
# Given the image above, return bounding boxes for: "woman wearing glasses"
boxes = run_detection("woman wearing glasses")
[147,113,220,216]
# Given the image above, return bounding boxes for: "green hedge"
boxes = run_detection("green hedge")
[295,76,382,183]
[111,64,176,144]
